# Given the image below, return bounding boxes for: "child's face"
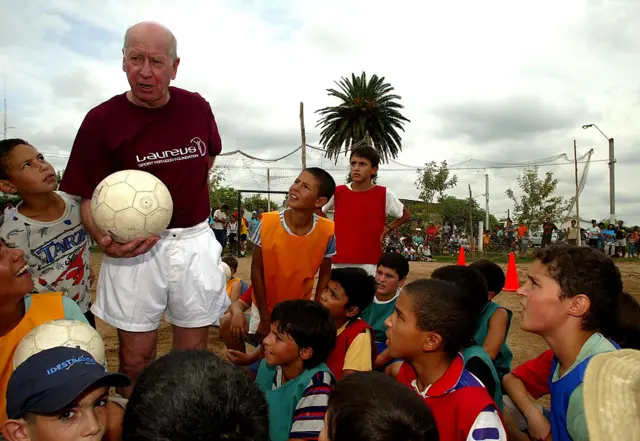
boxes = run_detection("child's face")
[0,144,57,196]
[384,292,429,360]
[9,387,109,441]
[0,241,34,300]
[319,280,355,323]
[349,155,377,183]
[518,260,571,335]
[287,171,324,211]
[375,266,404,296]
[262,322,304,367]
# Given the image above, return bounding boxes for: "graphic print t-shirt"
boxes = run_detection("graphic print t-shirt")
[0,192,91,312]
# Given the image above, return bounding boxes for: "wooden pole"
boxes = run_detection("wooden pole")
[300,102,307,169]
[267,168,271,212]
[468,184,474,253]
[574,139,581,246]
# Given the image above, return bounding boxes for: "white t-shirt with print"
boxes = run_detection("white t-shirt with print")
[212,209,227,230]
[0,192,91,312]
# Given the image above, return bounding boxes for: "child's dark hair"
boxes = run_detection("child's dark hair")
[601,291,640,350]
[304,167,336,201]
[271,300,337,368]
[403,278,475,357]
[350,146,381,169]
[431,265,489,320]
[330,268,376,316]
[122,350,269,441]
[326,371,439,441]
[222,256,239,271]
[0,138,30,179]
[469,259,506,295]
[377,253,410,280]
[533,245,623,331]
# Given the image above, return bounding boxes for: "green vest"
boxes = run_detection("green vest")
[361,297,398,343]
[473,301,513,379]
[255,360,332,441]
[462,345,504,411]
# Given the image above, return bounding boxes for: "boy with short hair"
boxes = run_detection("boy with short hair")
[360,253,409,365]
[255,300,337,441]
[319,371,439,441]
[468,259,513,379]
[386,278,506,441]
[322,146,410,276]
[504,245,622,441]
[250,168,336,339]
[0,241,88,427]
[318,267,377,379]
[2,346,130,441]
[0,139,93,324]
[222,255,249,302]
[123,350,269,441]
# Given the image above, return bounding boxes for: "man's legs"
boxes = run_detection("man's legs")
[219,311,246,352]
[173,325,209,350]
[117,329,158,398]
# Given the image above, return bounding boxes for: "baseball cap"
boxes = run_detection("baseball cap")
[6,346,130,419]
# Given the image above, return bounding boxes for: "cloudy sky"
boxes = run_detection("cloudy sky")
[2,0,639,225]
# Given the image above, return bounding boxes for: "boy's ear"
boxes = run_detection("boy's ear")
[314,196,329,209]
[488,291,497,300]
[345,305,359,319]
[422,331,444,353]
[299,347,313,362]
[0,179,18,195]
[2,419,31,441]
[398,278,406,288]
[568,293,591,319]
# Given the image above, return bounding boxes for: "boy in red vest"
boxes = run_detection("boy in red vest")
[0,241,88,427]
[322,146,410,276]
[250,167,336,339]
[386,278,506,441]
[318,267,377,380]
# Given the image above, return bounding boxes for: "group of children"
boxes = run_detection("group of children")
[1,137,640,441]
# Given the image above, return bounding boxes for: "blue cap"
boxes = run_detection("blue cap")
[6,346,130,419]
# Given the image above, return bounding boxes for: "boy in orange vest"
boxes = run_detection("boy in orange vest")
[318,267,377,380]
[0,241,88,427]
[250,167,336,339]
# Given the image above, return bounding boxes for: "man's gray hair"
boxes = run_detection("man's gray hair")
[123,22,178,60]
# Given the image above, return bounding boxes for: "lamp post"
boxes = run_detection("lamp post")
[582,124,615,225]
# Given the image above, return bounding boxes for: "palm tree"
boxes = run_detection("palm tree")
[315,72,410,163]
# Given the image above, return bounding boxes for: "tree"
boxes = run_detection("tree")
[505,167,572,231]
[439,196,499,231]
[315,72,410,162]
[55,169,65,183]
[208,168,236,210]
[415,161,458,203]
[243,194,270,214]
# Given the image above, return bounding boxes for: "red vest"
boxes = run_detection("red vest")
[332,185,387,265]
[397,361,499,441]
[326,319,376,380]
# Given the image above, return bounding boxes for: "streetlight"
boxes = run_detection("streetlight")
[582,124,615,225]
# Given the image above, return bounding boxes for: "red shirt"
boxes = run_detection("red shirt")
[332,185,387,265]
[326,318,375,380]
[60,87,222,229]
[511,349,553,399]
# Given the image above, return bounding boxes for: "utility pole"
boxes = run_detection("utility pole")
[299,102,307,169]
[2,73,15,140]
[485,173,489,229]
[574,140,581,246]
[468,184,474,253]
[608,137,615,225]
[267,168,271,212]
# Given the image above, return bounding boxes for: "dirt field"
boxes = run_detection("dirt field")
[90,252,640,374]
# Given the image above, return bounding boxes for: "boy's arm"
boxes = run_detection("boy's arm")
[229,280,242,303]
[466,405,508,441]
[315,257,332,301]
[503,373,551,441]
[250,245,270,339]
[483,308,509,360]
[383,206,411,239]
[342,329,373,376]
[289,372,333,441]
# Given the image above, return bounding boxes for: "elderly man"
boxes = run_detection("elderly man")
[60,22,229,396]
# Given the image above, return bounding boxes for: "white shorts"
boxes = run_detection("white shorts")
[92,221,230,332]
[331,263,376,276]
[616,239,627,247]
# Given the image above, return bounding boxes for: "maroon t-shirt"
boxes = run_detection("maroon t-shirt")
[60,87,222,229]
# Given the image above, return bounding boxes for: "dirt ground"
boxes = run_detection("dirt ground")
[90,252,640,374]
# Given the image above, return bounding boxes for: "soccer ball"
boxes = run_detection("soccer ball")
[13,319,106,369]
[91,170,173,244]
[221,262,231,282]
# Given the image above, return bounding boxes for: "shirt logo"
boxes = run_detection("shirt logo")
[136,137,207,167]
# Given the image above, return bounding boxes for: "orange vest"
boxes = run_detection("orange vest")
[1,293,65,425]
[261,212,334,311]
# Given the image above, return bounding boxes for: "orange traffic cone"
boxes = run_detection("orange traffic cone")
[457,246,466,266]
[503,252,520,292]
